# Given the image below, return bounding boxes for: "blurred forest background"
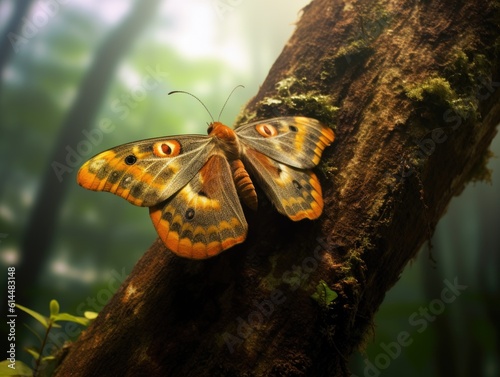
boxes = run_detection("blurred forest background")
[0,0,498,375]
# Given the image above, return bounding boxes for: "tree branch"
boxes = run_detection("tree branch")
[55,0,500,376]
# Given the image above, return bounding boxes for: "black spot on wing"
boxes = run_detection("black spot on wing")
[185,208,195,220]
[108,170,124,184]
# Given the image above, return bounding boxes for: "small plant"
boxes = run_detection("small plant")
[311,279,338,307]
[0,300,96,377]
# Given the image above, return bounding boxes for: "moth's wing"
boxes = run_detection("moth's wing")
[236,116,334,169]
[77,135,214,207]
[242,148,324,221]
[149,154,247,259]
[237,116,333,220]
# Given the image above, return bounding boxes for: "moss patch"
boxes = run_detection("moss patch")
[405,76,478,122]
[249,77,339,127]
[405,48,497,125]
[405,77,456,103]
[444,50,491,92]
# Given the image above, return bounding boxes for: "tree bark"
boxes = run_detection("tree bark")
[55,0,500,376]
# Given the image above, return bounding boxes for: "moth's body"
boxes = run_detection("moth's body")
[208,122,258,210]
[78,117,334,259]
[208,121,241,160]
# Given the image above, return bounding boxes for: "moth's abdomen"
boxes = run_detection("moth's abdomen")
[231,159,258,211]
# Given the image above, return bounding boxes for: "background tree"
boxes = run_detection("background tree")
[0,0,34,97]
[10,0,162,324]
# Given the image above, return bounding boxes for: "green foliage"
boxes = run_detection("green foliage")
[311,280,338,307]
[0,360,33,376]
[17,301,91,328]
[1,300,95,377]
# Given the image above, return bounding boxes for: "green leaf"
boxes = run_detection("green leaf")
[311,280,338,307]
[49,299,60,317]
[25,346,40,360]
[16,303,49,328]
[84,311,98,320]
[0,360,33,376]
[42,355,56,361]
[52,312,90,326]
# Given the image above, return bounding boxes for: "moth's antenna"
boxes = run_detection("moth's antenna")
[168,90,215,123]
[217,85,245,121]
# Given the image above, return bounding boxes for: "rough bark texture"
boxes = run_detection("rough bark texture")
[55,0,500,376]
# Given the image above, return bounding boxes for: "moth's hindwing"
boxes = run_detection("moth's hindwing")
[77,136,214,207]
[236,116,334,169]
[237,116,333,220]
[149,154,247,259]
[242,148,324,221]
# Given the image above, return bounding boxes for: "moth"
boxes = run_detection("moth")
[77,93,334,259]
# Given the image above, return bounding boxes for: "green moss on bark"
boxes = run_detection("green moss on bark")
[237,76,339,127]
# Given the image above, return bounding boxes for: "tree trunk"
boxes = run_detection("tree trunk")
[0,0,34,98]
[55,0,500,376]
